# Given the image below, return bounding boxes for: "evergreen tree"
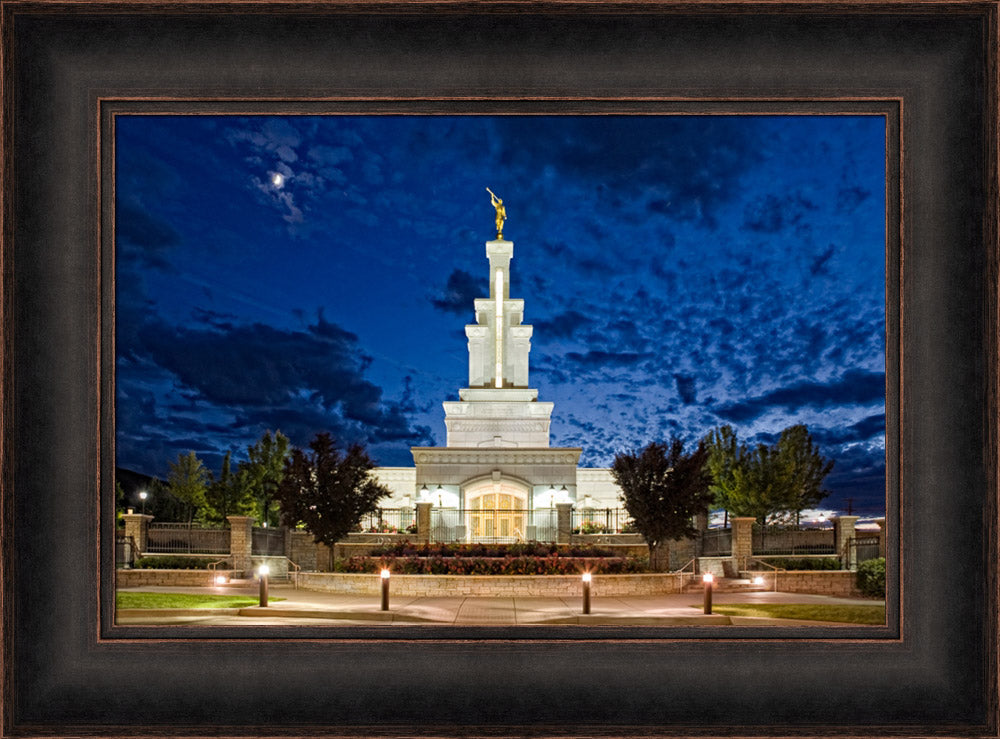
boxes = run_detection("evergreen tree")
[204,451,254,525]
[239,430,290,527]
[275,432,390,547]
[775,424,834,524]
[167,451,209,524]
[611,438,713,571]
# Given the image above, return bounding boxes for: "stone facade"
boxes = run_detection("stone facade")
[117,569,239,587]
[742,569,867,598]
[297,572,696,597]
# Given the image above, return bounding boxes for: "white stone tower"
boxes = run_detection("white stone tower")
[442,237,555,448]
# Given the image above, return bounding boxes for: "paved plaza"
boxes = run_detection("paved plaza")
[116,583,883,627]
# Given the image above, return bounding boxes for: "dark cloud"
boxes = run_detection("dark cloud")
[715,369,885,422]
[431,269,487,314]
[836,185,871,212]
[674,374,697,405]
[564,350,654,369]
[116,200,181,269]
[743,192,818,234]
[535,310,590,339]
[813,413,886,446]
[809,244,837,277]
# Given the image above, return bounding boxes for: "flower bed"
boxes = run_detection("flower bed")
[366,541,622,558]
[335,554,647,575]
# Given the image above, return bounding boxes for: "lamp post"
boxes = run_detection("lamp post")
[702,572,714,615]
[139,490,148,515]
[258,564,270,607]
[582,572,591,614]
[381,569,390,611]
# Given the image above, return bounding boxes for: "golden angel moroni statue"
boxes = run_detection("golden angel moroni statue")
[487,188,506,239]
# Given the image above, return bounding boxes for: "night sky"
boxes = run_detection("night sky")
[116,114,887,519]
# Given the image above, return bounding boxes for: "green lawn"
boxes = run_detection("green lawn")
[117,592,285,609]
[703,603,885,625]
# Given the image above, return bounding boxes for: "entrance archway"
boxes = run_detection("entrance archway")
[464,480,529,543]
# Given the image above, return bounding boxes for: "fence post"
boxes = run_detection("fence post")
[416,502,433,544]
[731,517,755,574]
[694,512,708,556]
[121,513,153,554]
[833,515,860,569]
[227,515,255,576]
[875,518,887,559]
[556,502,573,544]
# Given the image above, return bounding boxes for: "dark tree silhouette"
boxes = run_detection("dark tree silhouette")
[275,432,390,547]
[612,439,713,571]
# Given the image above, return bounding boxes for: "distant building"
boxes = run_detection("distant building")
[374,233,622,541]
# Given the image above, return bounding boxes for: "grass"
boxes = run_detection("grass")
[117,592,285,609]
[703,603,885,625]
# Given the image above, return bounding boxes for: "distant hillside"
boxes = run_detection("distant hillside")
[115,467,163,494]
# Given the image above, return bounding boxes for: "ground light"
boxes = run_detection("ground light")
[753,576,766,586]
[581,572,591,614]
[703,572,714,615]
[258,564,269,607]
[215,574,228,585]
[381,569,390,611]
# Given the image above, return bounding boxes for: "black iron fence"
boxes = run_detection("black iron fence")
[849,535,881,564]
[357,507,417,534]
[701,528,732,556]
[751,523,836,555]
[146,523,230,554]
[572,508,634,534]
[431,508,559,543]
[252,526,284,556]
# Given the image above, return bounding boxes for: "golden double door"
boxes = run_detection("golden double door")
[467,492,526,542]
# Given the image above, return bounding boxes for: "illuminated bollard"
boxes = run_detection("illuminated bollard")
[582,572,592,614]
[381,569,390,611]
[702,572,714,615]
[258,564,270,608]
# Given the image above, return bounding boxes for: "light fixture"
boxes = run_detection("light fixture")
[581,572,592,614]
[257,564,270,607]
[702,572,713,615]
[420,484,429,495]
[753,576,765,586]
[138,490,148,514]
[381,569,391,611]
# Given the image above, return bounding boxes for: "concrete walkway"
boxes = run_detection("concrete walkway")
[116,583,884,627]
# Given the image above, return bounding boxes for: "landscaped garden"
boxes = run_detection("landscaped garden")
[334,541,649,575]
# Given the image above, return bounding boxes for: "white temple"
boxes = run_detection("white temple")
[373,217,622,540]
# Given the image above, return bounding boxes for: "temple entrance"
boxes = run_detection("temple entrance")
[465,481,528,543]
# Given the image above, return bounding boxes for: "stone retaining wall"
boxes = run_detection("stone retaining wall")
[297,571,696,597]
[116,569,239,587]
[745,569,865,597]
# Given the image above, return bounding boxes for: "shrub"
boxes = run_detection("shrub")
[366,541,620,558]
[759,557,843,571]
[133,556,218,570]
[856,557,886,597]
[332,554,649,575]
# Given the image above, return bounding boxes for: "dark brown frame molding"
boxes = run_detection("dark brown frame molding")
[2,2,997,737]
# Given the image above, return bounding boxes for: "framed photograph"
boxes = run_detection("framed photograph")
[3,2,997,737]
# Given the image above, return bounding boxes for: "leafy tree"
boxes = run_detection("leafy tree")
[611,439,713,571]
[275,432,391,547]
[167,451,209,524]
[703,425,744,527]
[239,430,290,528]
[204,451,254,525]
[703,424,833,526]
[775,424,834,524]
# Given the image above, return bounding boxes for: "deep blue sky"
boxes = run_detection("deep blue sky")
[116,114,887,517]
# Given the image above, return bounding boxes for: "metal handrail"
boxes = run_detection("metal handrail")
[749,557,785,592]
[207,558,231,581]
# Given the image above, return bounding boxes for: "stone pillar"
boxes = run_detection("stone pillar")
[416,502,433,544]
[833,515,860,570]
[875,518,887,559]
[731,517,755,573]
[556,502,573,544]
[121,513,153,553]
[227,515,254,575]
